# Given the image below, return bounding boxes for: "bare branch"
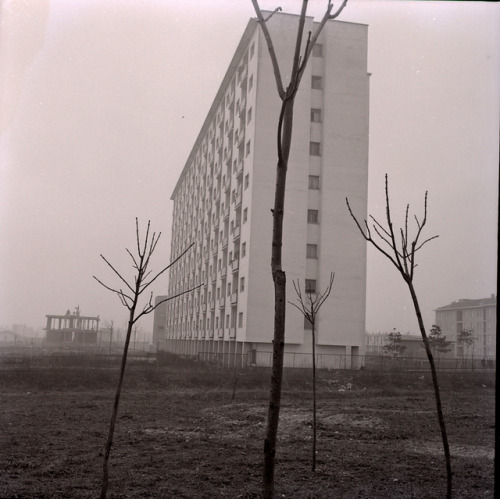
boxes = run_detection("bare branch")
[135,217,141,256]
[289,299,308,318]
[289,0,309,93]
[371,218,405,258]
[328,0,348,20]
[263,6,282,22]
[346,197,403,271]
[93,275,133,304]
[348,175,438,287]
[251,0,285,98]
[99,254,135,294]
[299,0,348,76]
[413,235,439,257]
[134,283,204,324]
[315,273,335,310]
[141,242,195,295]
[125,248,140,271]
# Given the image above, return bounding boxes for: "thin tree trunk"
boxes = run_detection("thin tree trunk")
[263,97,294,499]
[100,307,136,499]
[408,281,452,499]
[312,320,317,472]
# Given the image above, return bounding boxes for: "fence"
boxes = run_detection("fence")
[0,350,155,369]
[196,351,495,372]
[0,346,495,372]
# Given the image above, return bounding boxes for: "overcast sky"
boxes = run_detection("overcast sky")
[0,0,498,337]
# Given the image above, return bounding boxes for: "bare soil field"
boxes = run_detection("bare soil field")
[0,356,495,498]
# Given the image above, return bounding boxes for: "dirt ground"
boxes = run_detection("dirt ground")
[0,358,495,498]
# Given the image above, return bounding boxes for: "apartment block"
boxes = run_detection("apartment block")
[435,295,496,360]
[154,12,370,366]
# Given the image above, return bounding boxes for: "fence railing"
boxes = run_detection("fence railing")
[196,351,495,371]
[0,346,495,372]
[0,351,155,369]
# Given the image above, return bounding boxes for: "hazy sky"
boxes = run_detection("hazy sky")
[0,0,498,336]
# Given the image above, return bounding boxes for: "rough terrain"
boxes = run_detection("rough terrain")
[0,356,494,498]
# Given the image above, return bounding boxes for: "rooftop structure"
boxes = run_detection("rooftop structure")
[44,306,100,344]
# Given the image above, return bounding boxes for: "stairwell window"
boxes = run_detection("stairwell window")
[307,209,319,224]
[305,279,317,293]
[308,175,320,190]
[307,244,318,259]
[310,142,321,156]
[312,43,323,57]
[312,75,323,90]
[311,108,322,123]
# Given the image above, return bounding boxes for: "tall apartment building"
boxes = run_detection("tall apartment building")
[154,12,370,366]
[435,295,496,360]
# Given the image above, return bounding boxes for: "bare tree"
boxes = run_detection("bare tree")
[250,2,348,496]
[94,218,200,499]
[290,273,334,472]
[346,175,452,498]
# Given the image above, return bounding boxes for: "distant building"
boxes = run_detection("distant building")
[0,330,26,344]
[156,12,370,366]
[435,295,496,360]
[44,307,100,344]
[152,296,167,345]
[365,332,425,357]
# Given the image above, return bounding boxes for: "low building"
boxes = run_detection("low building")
[44,307,100,344]
[152,296,168,345]
[0,330,26,344]
[435,295,496,360]
[365,331,425,357]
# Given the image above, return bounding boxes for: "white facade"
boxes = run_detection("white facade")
[156,13,369,366]
[435,295,496,360]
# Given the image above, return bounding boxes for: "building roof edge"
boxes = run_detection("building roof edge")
[170,18,259,201]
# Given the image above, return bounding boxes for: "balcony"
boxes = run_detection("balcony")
[231,291,238,305]
[232,225,241,241]
[210,299,216,311]
[208,328,214,339]
[221,236,228,249]
[218,297,226,309]
[229,327,236,339]
[218,329,224,339]
[221,266,227,279]
[231,257,239,273]
[234,160,243,177]
[235,129,245,146]
[233,190,242,207]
